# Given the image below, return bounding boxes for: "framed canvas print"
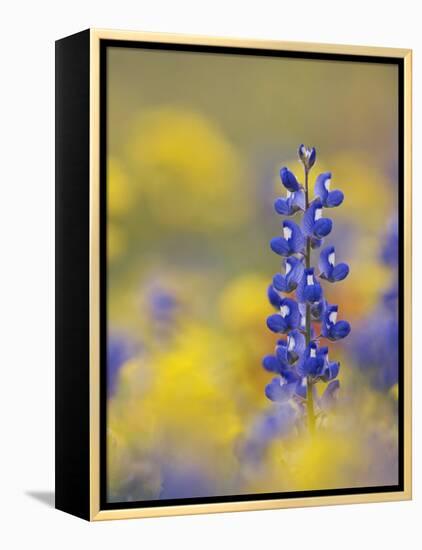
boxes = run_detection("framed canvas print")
[55,29,412,521]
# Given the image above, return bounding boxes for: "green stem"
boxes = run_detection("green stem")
[304,167,316,435]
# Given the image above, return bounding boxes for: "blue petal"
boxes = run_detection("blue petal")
[282,370,300,384]
[270,237,290,256]
[332,263,349,282]
[268,284,282,308]
[287,328,306,358]
[274,197,293,216]
[322,361,340,381]
[273,273,288,292]
[286,257,304,287]
[330,320,351,341]
[275,340,289,364]
[310,299,325,321]
[311,237,322,249]
[265,378,295,402]
[280,167,300,192]
[267,314,288,333]
[309,147,316,168]
[326,190,344,207]
[314,172,331,203]
[313,218,332,238]
[319,246,334,278]
[280,298,301,329]
[284,220,305,253]
[303,283,322,304]
[298,356,324,377]
[295,379,307,399]
[262,355,282,373]
[296,268,322,304]
[317,346,329,359]
[292,189,306,211]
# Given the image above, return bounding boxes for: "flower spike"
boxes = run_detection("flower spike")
[264,145,350,433]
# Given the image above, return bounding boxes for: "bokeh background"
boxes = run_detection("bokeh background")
[105,46,399,503]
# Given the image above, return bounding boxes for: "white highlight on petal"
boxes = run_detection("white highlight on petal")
[329,310,338,324]
[288,335,295,351]
[283,226,292,240]
[310,347,316,358]
[285,261,292,275]
[325,178,331,191]
[279,376,287,387]
[286,190,292,198]
[328,251,335,266]
[280,305,290,318]
[306,274,314,285]
[301,377,307,387]
[315,208,322,221]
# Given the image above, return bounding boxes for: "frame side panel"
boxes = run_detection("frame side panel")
[55,29,91,520]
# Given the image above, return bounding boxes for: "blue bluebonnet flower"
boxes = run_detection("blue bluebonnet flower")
[322,304,351,341]
[266,297,301,333]
[270,220,305,256]
[296,267,323,303]
[297,342,325,377]
[264,145,350,433]
[274,190,305,216]
[262,338,291,374]
[303,199,333,239]
[265,371,301,402]
[286,329,306,364]
[275,167,305,215]
[314,172,344,207]
[317,346,340,382]
[319,246,349,282]
[298,144,316,170]
[273,257,304,293]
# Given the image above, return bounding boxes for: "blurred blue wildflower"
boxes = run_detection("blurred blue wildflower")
[238,402,298,465]
[107,333,137,397]
[349,218,398,390]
